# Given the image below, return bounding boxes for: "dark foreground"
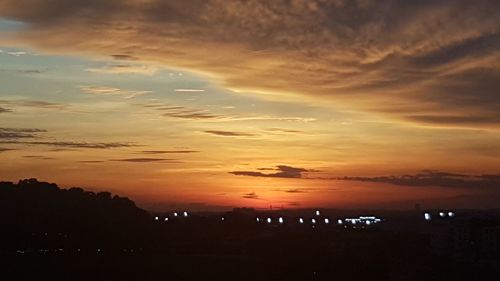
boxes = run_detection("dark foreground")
[1,179,499,281]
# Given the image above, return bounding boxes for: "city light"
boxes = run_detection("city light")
[221,217,225,221]
[267,218,272,223]
[174,212,178,217]
[256,218,260,222]
[424,213,431,221]
[278,217,284,224]
[344,216,382,226]
[311,218,316,224]
[315,210,320,216]
[299,218,304,224]
[154,216,159,221]
[448,211,455,217]
[337,219,343,225]
[183,211,188,217]
[439,212,445,217]
[324,218,330,224]
[164,217,169,221]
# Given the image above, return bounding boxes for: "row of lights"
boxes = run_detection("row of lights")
[254,210,382,225]
[255,217,331,224]
[154,211,189,221]
[424,211,455,221]
[256,215,381,226]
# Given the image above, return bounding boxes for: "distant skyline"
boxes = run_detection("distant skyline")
[1,1,499,210]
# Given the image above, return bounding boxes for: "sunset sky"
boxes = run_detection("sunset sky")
[1,0,499,211]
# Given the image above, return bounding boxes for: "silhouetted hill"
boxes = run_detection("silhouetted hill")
[0,178,150,251]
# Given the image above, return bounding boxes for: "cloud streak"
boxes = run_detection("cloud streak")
[336,170,500,189]
[111,158,174,163]
[0,107,12,113]
[85,64,158,75]
[140,150,199,154]
[80,85,152,99]
[204,130,255,137]
[0,140,138,149]
[0,99,71,111]
[0,127,46,139]
[242,192,260,200]
[230,165,316,178]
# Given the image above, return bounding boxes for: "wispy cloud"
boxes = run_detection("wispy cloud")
[80,86,152,99]
[6,51,27,56]
[143,103,220,120]
[140,102,315,122]
[204,130,255,137]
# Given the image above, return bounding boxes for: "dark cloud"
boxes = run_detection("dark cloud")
[17,69,47,74]
[111,54,139,61]
[0,68,48,74]
[0,147,16,153]
[0,127,45,139]
[0,99,69,110]
[242,192,260,200]
[0,107,12,113]
[0,127,46,133]
[1,0,499,127]
[111,158,176,163]
[0,132,34,139]
[22,155,55,160]
[48,148,78,152]
[0,140,137,149]
[164,111,219,119]
[230,165,316,178]
[204,130,255,137]
[337,170,500,189]
[140,150,199,154]
[77,160,105,163]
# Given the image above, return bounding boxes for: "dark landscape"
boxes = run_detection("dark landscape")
[1,179,499,281]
